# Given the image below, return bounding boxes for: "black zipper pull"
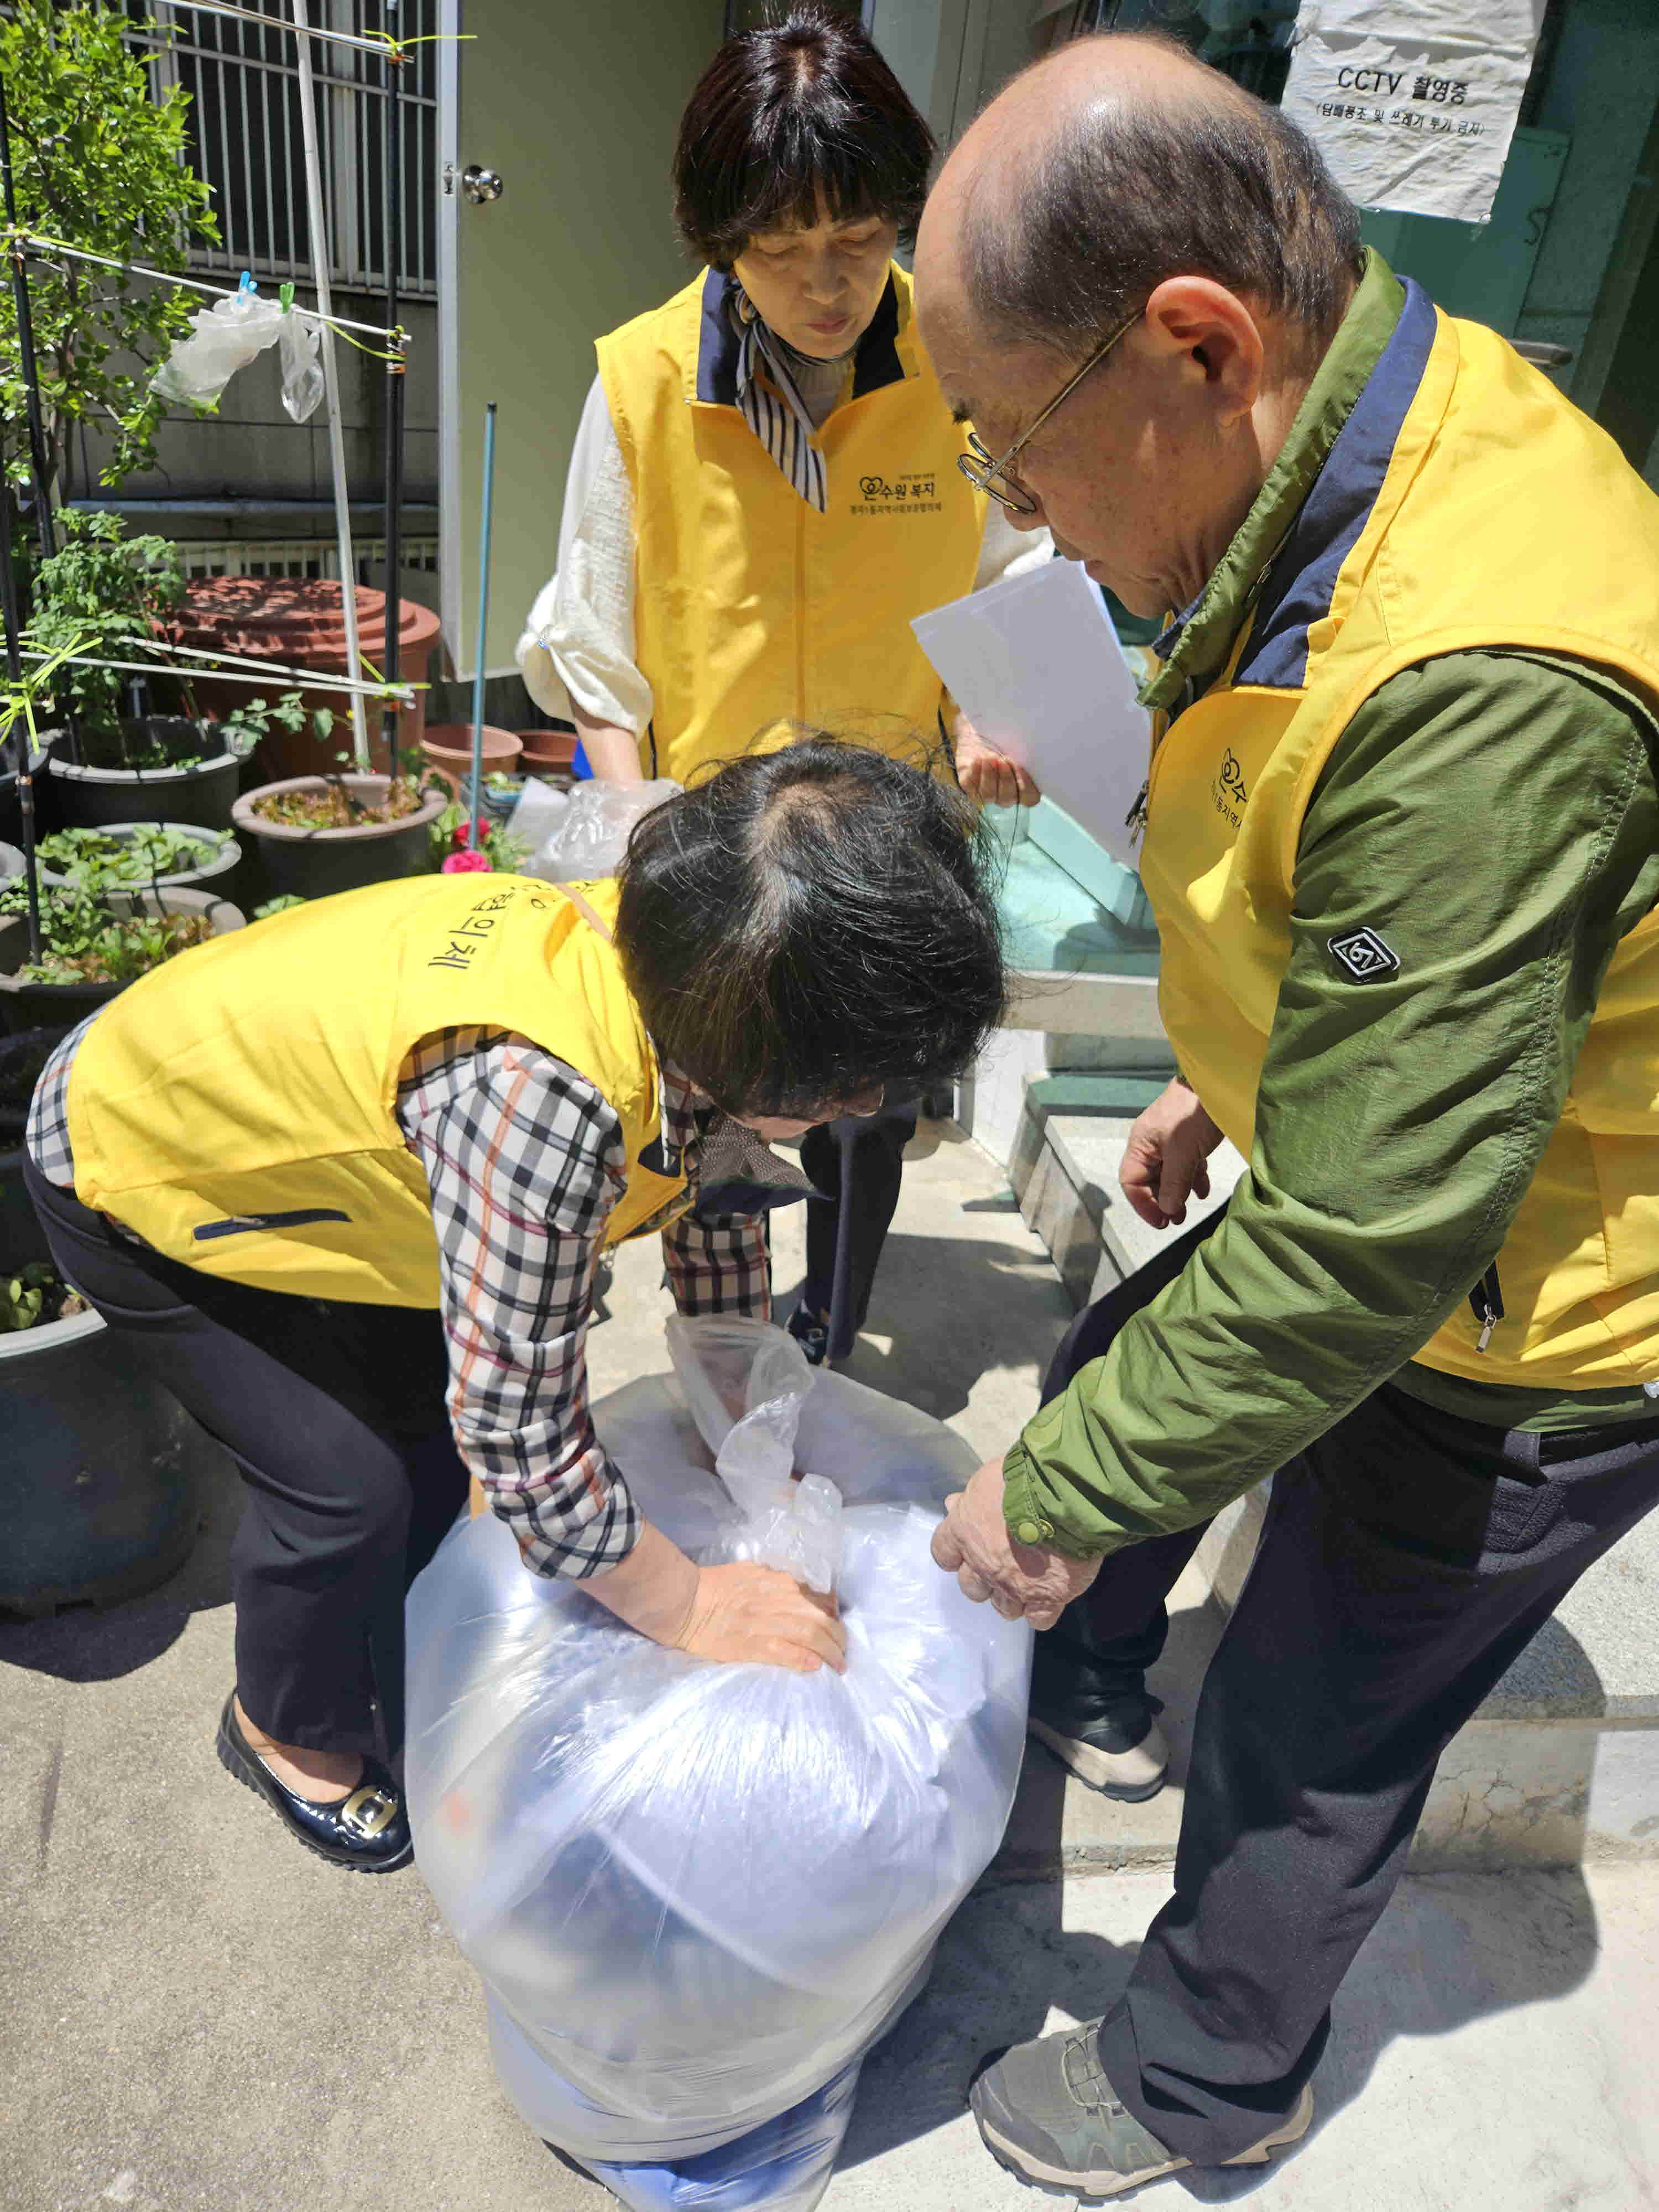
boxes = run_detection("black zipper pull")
[1125,779,1149,846]
[1468,1262,1506,1354]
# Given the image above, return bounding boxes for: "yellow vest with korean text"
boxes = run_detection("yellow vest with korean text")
[1140,284,1659,1386]
[596,264,987,786]
[64,874,687,1304]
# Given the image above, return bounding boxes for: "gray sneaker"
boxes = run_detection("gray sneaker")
[970,2021,1313,2199]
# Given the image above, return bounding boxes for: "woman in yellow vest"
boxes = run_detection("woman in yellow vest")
[24,741,1005,1874]
[519,4,1048,1370]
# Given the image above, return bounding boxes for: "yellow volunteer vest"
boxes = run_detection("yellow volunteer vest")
[1141,287,1659,1386]
[65,873,688,1305]
[596,264,987,786]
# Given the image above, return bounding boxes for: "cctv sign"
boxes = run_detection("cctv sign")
[1282,0,1548,225]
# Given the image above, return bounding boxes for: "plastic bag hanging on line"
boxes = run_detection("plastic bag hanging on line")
[405,1316,1032,2212]
[152,276,325,424]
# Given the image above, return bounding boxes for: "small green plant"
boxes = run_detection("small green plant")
[23,512,192,738]
[37,823,227,887]
[0,872,216,985]
[220,691,324,763]
[1,1260,86,1333]
[252,894,307,920]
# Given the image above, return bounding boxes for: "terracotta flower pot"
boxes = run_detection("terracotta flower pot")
[233,773,447,902]
[173,578,445,782]
[419,723,523,799]
[517,727,580,771]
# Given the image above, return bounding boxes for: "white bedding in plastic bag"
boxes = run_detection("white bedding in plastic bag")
[405,1318,1031,2211]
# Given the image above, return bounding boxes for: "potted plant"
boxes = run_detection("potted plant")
[233,735,449,902]
[0,872,245,1036]
[35,821,242,896]
[25,514,250,830]
[0,1032,216,1614]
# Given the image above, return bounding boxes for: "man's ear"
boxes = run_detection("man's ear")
[1139,276,1265,426]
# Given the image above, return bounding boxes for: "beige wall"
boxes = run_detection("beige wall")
[442,0,726,678]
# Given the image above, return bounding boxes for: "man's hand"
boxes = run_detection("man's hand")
[930,1454,1101,1630]
[1120,1076,1223,1230]
[954,717,1041,808]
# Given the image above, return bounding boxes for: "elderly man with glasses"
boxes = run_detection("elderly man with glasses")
[914,26,1659,2203]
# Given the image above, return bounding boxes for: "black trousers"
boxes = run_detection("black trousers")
[1037,1212,1659,2164]
[28,1160,468,1761]
[797,1100,918,1361]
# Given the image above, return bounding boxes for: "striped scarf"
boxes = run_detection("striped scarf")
[733,296,831,515]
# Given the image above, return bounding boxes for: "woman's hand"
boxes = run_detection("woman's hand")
[1120,1076,1224,1230]
[582,1520,847,1673]
[673,1563,847,1674]
[954,716,1041,808]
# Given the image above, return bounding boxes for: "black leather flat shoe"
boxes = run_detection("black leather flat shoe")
[215,1691,413,1873]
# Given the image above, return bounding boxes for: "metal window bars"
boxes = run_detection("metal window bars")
[127,0,438,296]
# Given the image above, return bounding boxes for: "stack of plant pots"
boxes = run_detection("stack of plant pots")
[172,577,444,782]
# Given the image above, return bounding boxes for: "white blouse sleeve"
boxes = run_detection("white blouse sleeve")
[515,374,656,734]
[972,498,1055,592]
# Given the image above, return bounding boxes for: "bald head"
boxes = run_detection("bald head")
[920,30,1360,367]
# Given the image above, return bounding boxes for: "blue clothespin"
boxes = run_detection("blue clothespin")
[238,270,257,297]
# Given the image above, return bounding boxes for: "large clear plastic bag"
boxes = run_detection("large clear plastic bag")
[519,776,682,882]
[152,287,325,423]
[405,1318,1031,2211]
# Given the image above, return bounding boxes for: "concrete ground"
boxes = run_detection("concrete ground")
[3,1124,1657,2212]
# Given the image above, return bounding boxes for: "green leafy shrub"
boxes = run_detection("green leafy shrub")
[0,0,218,504]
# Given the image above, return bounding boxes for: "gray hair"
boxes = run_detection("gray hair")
[965,38,1364,361]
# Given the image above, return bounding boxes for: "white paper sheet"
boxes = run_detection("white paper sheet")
[1282,0,1547,225]
[912,557,1151,870]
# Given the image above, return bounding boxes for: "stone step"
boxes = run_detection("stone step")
[995,1084,1659,1870]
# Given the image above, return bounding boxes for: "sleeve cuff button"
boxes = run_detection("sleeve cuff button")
[1015,1519,1045,1546]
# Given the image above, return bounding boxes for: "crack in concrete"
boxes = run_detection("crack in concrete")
[36,1735,63,1878]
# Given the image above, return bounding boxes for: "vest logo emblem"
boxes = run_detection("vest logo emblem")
[1328,926,1400,983]
[853,471,942,517]
[1211,748,1249,830]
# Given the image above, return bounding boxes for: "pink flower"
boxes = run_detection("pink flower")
[451,821,475,848]
[442,848,492,874]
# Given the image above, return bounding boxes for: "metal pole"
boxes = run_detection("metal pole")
[0,74,58,564]
[289,0,371,770]
[380,0,405,780]
[468,403,497,851]
[0,487,42,962]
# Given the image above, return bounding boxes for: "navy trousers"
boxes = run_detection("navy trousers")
[28,1158,467,1761]
[1038,1218,1659,2163]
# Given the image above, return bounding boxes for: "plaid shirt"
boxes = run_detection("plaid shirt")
[28,1018,780,1579]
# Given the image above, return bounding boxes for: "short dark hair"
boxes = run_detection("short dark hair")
[674,3,935,271]
[966,32,1363,361]
[615,737,1005,1119]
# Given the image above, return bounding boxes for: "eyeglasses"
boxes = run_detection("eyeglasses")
[956,309,1141,515]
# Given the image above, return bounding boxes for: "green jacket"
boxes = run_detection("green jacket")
[1004,258,1659,1561]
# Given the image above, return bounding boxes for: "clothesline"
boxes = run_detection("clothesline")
[152,0,408,64]
[74,630,405,687]
[18,646,419,705]
[6,229,409,355]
